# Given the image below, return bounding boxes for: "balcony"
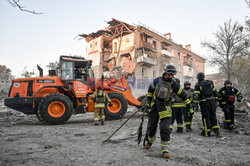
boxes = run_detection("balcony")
[183,56,193,67]
[137,54,157,66]
[161,49,173,58]
[183,66,193,78]
[139,41,153,50]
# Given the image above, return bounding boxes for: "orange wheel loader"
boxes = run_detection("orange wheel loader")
[4,56,143,124]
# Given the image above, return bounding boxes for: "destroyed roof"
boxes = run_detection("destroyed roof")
[107,18,135,32]
[80,18,135,41]
[79,30,112,38]
[79,30,112,42]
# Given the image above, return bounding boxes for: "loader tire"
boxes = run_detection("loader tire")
[105,92,128,120]
[37,93,73,124]
[35,110,45,123]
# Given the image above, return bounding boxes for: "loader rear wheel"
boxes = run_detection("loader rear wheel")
[37,93,73,124]
[105,92,127,120]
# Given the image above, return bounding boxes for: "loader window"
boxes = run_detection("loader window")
[88,68,94,78]
[61,61,74,80]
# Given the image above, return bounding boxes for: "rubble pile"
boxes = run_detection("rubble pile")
[0,90,8,100]
[0,100,35,126]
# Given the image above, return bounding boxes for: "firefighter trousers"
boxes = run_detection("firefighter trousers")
[147,103,172,142]
[200,99,219,136]
[183,107,192,129]
[222,103,235,127]
[94,108,105,124]
[170,107,184,130]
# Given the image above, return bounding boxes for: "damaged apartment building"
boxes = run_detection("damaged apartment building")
[80,19,205,96]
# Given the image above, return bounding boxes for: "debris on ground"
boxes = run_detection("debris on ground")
[0,101,249,165]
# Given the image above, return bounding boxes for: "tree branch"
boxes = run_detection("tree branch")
[7,0,43,14]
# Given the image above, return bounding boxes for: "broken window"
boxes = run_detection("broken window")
[184,54,193,66]
[153,41,157,50]
[103,38,112,53]
[162,46,168,50]
[140,33,148,42]
[140,34,144,41]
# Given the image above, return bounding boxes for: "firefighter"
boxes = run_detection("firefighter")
[194,72,220,137]
[145,64,194,159]
[90,85,113,126]
[170,78,185,133]
[218,80,242,131]
[75,66,83,79]
[183,81,194,132]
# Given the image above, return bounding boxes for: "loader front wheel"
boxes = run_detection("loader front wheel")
[37,93,73,124]
[105,92,127,120]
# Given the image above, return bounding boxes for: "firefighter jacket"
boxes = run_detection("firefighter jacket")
[146,76,193,111]
[193,79,217,103]
[90,90,111,108]
[218,86,242,105]
[184,88,194,103]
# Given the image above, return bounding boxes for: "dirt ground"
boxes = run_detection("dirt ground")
[0,100,250,166]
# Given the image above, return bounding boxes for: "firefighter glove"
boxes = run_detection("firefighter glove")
[146,101,151,109]
[109,102,113,107]
[145,101,152,113]
[189,108,194,117]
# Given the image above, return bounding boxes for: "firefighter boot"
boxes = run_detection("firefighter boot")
[200,130,211,137]
[101,121,104,125]
[163,152,170,159]
[145,141,153,149]
[176,127,183,133]
[94,120,99,126]
[223,121,230,129]
[229,124,235,131]
[213,128,220,137]
[186,125,192,132]
[145,135,155,149]
[161,141,170,159]
[223,121,227,129]
[145,142,152,149]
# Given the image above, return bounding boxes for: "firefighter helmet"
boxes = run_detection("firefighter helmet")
[164,65,177,75]
[224,80,232,85]
[197,72,205,80]
[184,81,191,86]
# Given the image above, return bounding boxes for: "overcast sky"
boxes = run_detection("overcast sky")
[0,0,249,77]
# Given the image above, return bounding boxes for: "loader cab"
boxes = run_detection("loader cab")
[60,56,94,85]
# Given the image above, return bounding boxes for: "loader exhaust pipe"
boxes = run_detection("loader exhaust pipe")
[37,65,43,77]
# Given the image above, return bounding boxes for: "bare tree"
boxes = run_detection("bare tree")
[46,61,59,70]
[7,0,43,14]
[202,19,249,80]
[246,0,250,31]
[0,65,13,98]
[21,66,35,78]
[0,65,13,80]
[246,0,250,8]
